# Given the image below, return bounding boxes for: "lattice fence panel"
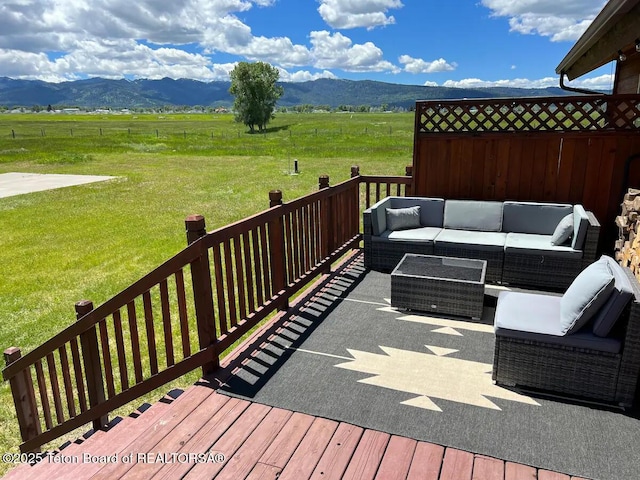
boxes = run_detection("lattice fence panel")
[417,95,640,134]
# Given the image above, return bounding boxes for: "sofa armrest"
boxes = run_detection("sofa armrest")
[365,196,393,236]
[581,210,600,265]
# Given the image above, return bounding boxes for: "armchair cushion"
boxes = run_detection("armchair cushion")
[386,206,421,231]
[591,256,634,337]
[560,258,615,335]
[494,291,622,354]
[551,214,574,246]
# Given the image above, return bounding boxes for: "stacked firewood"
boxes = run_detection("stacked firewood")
[615,188,640,278]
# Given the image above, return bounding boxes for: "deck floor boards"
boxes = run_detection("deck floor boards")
[1,389,597,480]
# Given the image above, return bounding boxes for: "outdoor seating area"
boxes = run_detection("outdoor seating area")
[363,196,600,289]
[493,255,640,407]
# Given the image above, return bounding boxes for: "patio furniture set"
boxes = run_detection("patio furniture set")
[365,197,640,408]
[363,196,600,289]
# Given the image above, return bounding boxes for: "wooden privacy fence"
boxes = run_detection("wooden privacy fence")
[2,168,412,453]
[412,94,640,252]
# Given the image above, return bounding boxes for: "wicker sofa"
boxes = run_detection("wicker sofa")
[492,256,640,408]
[363,196,600,289]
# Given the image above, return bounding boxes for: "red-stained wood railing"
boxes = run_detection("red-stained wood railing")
[3,168,409,453]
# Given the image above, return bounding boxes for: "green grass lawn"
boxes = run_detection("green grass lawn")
[0,112,413,470]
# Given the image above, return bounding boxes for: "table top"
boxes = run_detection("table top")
[392,254,486,283]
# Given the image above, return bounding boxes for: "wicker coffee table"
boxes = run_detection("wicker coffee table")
[391,254,487,319]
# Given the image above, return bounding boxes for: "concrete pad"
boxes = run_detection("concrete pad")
[0,172,116,198]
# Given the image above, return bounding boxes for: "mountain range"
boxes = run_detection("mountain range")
[0,77,575,110]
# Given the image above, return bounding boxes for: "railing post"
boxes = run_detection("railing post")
[319,175,333,273]
[351,165,360,178]
[185,215,219,375]
[405,165,413,197]
[4,347,41,451]
[76,300,107,431]
[268,190,289,310]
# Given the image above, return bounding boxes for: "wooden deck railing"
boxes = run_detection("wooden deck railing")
[3,168,412,453]
[416,94,640,134]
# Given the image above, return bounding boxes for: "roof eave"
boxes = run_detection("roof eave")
[556,0,639,80]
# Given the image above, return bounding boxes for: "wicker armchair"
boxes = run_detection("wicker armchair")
[492,265,640,408]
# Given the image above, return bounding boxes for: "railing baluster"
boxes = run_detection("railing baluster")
[69,338,87,412]
[234,235,247,319]
[34,360,52,430]
[304,204,312,273]
[112,310,129,390]
[175,269,191,358]
[142,291,158,375]
[223,239,237,327]
[58,345,76,418]
[127,301,143,383]
[45,353,64,423]
[98,319,115,398]
[252,228,265,306]
[259,223,271,297]
[213,243,228,335]
[159,279,174,367]
[242,232,255,313]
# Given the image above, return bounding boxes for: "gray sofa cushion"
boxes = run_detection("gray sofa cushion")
[504,233,582,259]
[389,197,445,227]
[369,196,444,235]
[380,226,442,243]
[494,291,621,354]
[443,200,503,232]
[386,206,421,231]
[435,229,506,252]
[572,205,589,250]
[502,201,573,235]
[560,258,615,335]
[591,256,634,337]
[551,214,574,246]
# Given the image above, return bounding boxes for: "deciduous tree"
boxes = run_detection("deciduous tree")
[229,62,283,133]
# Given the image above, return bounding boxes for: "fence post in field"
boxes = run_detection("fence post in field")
[185,215,219,375]
[76,300,108,432]
[4,347,42,450]
[405,165,413,197]
[319,175,333,272]
[269,190,289,311]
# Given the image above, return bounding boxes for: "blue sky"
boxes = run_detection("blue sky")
[0,0,613,90]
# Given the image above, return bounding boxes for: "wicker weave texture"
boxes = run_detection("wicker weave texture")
[391,254,486,318]
[434,245,502,283]
[493,267,640,408]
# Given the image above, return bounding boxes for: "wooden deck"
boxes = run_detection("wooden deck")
[2,383,589,480]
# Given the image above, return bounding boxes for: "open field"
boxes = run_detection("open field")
[0,112,413,469]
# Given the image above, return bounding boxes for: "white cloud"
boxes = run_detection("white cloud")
[0,1,403,81]
[278,69,337,82]
[423,81,438,87]
[318,0,403,29]
[310,31,399,73]
[481,0,606,41]
[399,55,456,74]
[440,73,613,91]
